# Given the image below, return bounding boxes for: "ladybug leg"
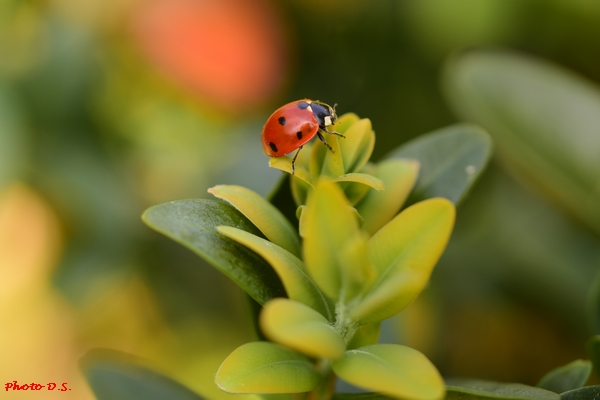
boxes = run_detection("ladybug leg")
[317,131,334,153]
[326,128,346,138]
[291,146,303,175]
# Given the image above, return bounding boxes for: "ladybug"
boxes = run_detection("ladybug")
[262,99,345,174]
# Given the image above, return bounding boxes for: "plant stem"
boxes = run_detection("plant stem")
[307,359,336,400]
[334,300,358,343]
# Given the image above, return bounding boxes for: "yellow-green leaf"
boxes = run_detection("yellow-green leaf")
[334,113,361,136]
[297,205,308,238]
[331,344,445,400]
[347,323,381,350]
[339,118,375,173]
[352,198,455,323]
[337,231,376,302]
[356,159,419,236]
[217,226,333,320]
[216,342,320,394]
[269,157,313,186]
[209,185,301,258]
[333,173,384,191]
[288,142,316,206]
[260,298,346,359]
[342,163,378,205]
[303,180,361,300]
[291,175,312,207]
[309,133,344,180]
[321,133,346,178]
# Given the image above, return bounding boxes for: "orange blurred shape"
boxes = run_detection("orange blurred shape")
[132,0,287,110]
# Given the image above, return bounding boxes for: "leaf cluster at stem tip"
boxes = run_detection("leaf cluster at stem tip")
[210,113,455,400]
[142,112,494,400]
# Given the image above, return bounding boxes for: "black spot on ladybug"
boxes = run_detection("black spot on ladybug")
[297,101,309,110]
[278,116,286,125]
[269,142,278,152]
[296,131,303,140]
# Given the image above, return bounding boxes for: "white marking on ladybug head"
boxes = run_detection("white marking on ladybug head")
[324,116,332,126]
[307,105,313,113]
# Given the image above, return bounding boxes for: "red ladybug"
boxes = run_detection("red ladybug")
[262,99,344,174]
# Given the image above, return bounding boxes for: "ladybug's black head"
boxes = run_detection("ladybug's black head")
[310,101,338,129]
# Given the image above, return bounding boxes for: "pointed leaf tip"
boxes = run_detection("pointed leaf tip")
[208,185,301,258]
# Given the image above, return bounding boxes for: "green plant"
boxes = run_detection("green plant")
[82,112,493,399]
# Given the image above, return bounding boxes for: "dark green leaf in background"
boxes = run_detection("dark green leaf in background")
[267,174,298,228]
[386,124,492,207]
[536,360,591,393]
[586,336,600,379]
[561,386,600,400]
[81,349,204,400]
[446,379,560,400]
[443,50,600,236]
[587,271,600,336]
[142,199,285,305]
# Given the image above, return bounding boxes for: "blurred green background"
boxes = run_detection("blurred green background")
[2,0,600,398]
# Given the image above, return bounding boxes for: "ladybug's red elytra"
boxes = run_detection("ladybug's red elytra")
[262,99,345,174]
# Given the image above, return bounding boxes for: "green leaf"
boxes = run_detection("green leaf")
[339,118,375,174]
[355,159,419,236]
[142,199,285,305]
[352,198,455,323]
[537,360,591,393]
[217,226,334,320]
[215,342,320,394]
[270,156,312,186]
[446,379,560,400]
[338,230,377,302]
[334,113,361,138]
[341,166,377,206]
[266,173,298,229]
[586,336,600,378]
[333,173,385,191]
[587,271,600,336]
[260,298,346,359]
[443,50,600,235]
[251,395,296,400]
[561,386,600,400]
[333,393,394,400]
[291,174,312,207]
[308,132,343,180]
[81,349,204,400]
[347,323,381,350]
[289,142,316,206]
[208,185,301,258]
[303,179,361,300]
[320,132,346,178]
[387,124,491,207]
[332,344,445,400]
